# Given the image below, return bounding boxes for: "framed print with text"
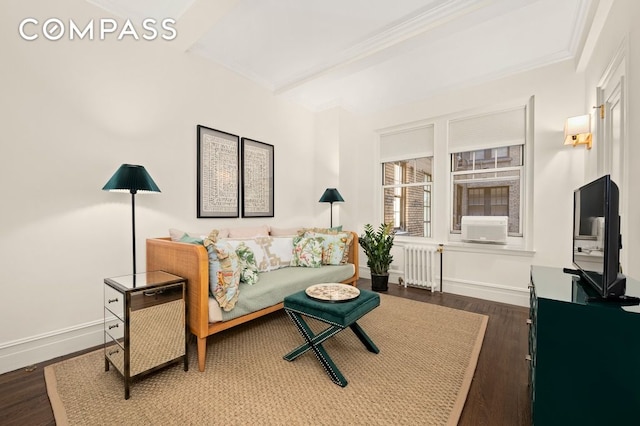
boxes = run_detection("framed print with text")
[197,125,239,218]
[241,137,274,217]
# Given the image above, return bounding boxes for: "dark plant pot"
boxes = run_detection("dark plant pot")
[371,273,389,292]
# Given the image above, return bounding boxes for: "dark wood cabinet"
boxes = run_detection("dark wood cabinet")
[529,266,640,425]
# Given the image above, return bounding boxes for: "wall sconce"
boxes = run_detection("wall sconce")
[564,114,592,149]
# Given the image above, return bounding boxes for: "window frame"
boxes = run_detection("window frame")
[446,99,533,249]
[450,152,523,236]
[374,97,534,251]
[381,157,433,238]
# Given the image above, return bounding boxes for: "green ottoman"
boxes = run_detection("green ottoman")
[283,287,380,387]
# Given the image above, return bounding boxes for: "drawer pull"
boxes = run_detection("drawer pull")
[109,349,120,356]
[525,354,532,362]
[108,298,119,304]
[526,319,532,325]
[108,324,119,330]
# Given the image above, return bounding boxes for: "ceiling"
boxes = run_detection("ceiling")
[88,0,595,114]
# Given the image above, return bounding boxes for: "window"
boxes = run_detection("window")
[382,157,432,237]
[448,104,527,240]
[377,100,531,246]
[451,145,523,235]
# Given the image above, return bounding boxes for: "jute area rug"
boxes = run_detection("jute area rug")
[45,294,488,425]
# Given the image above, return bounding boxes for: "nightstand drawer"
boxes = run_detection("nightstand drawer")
[105,335,124,373]
[104,315,124,341]
[104,285,124,318]
[131,284,183,311]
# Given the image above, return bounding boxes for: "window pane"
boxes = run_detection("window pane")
[452,172,521,235]
[383,157,432,184]
[382,163,399,185]
[492,145,523,167]
[453,151,474,171]
[383,187,397,226]
[383,185,431,237]
[452,145,522,172]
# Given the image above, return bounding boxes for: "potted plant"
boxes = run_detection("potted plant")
[358,223,395,291]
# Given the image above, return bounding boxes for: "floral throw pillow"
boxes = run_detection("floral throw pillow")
[290,236,324,268]
[205,240,240,311]
[303,231,353,265]
[235,243,259,285]
[225,238,270,272]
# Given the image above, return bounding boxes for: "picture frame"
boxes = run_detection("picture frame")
[241,137,274,218]
[197,125,239,218]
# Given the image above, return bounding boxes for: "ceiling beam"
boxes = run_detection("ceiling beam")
[273,0,492,95]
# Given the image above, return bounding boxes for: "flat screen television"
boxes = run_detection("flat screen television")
[570,174,626,299]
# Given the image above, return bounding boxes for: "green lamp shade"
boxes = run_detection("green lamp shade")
[319,188,344,203]
[102,164,160,194]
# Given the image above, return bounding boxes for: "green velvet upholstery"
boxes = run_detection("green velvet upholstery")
[284,289,380,327]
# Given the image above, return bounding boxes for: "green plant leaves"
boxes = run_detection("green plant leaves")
[358,223,395,275]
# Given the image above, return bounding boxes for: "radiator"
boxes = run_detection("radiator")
[402,245,438,291]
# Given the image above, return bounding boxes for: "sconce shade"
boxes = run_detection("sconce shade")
[319,188,344,203]
[564,115,592,149]
[102,164,161,194]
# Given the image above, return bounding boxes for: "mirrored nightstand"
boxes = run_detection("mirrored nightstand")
[104,271,188,399]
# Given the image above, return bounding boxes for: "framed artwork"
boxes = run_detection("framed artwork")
[241,137,274,217]
[197,125,239,218]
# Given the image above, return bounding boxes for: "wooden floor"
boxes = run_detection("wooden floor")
[0,279,531,425]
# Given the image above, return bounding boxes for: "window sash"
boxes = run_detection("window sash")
[450,167,523,236]
[383,182,433,238]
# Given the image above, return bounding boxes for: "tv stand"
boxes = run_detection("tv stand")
[563,267,629,302]
[587,294,640,306]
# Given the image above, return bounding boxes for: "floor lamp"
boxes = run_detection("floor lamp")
[103,164,160,276]
[319,188,344,228]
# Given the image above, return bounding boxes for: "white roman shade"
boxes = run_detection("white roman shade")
[448,106,526,153]
[380,125,434,162]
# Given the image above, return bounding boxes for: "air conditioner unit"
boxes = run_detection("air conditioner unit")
[461,216,508,244]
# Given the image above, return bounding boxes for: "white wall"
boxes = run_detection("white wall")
[0,0,320,373]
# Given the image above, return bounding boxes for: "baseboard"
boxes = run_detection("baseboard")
[358,266,529,307]
[441,277,529,307]
[0,319,104,375]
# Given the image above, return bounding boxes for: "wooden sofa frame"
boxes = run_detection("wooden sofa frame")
[146,231,359,372]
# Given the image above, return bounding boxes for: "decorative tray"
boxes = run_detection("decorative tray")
[305,283,360,303]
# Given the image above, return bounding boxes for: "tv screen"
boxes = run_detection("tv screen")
[572,174,626,298]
